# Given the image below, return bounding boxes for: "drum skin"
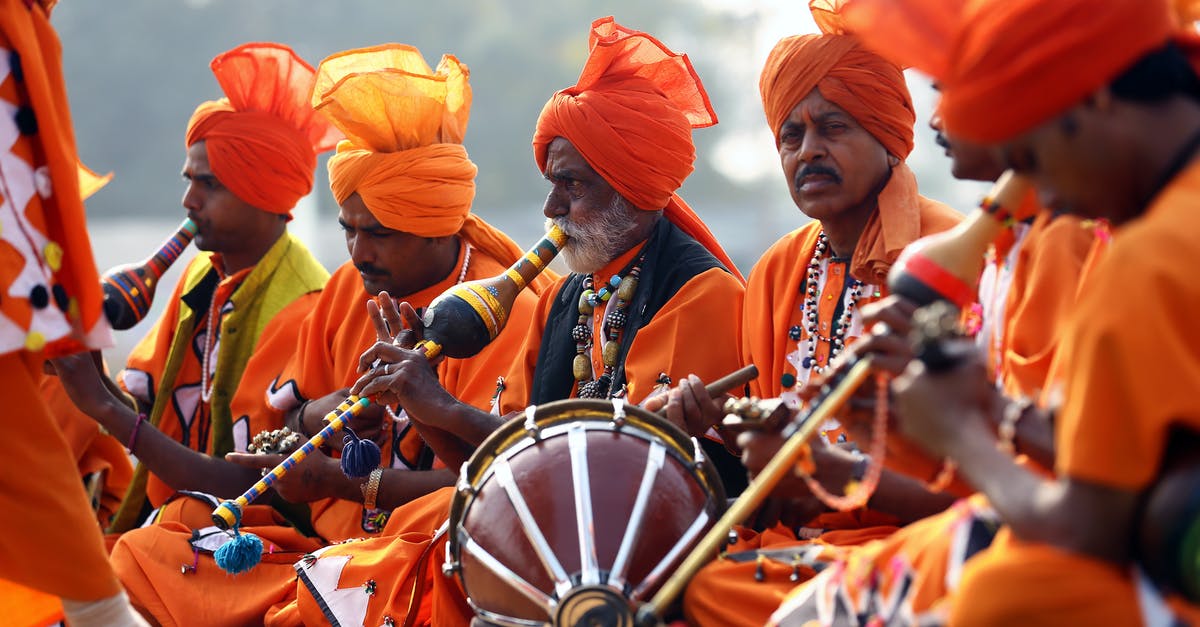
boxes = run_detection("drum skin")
[448,399,727,625]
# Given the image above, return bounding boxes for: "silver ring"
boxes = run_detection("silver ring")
[383,363,391,375]
[871,321,892,336]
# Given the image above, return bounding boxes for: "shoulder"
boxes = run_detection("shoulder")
[916,196,963,234]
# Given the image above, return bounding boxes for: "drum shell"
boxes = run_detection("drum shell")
[448,399,727,625]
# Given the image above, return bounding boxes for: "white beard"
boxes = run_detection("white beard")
[545,196,641,275]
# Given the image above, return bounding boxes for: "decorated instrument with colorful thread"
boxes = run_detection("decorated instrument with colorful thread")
[208,225,568,574]
[889,171,1035,307]
[101,218,197,329]
[416,223,567,360]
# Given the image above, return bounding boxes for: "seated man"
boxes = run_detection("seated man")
[100,44,553,627]
[847,0,1200,623]
[277,17,748,627]
[679,5,965,624]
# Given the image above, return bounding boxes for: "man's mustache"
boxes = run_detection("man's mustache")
[794,164,842,187]
[934,131,951,150]
[355,263,389,276]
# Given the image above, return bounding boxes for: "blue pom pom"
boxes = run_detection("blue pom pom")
[340,427,381,478]
[214,532,263,574]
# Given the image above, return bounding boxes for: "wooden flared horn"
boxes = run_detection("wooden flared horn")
[889,171,1035,307]
[101,218,197,330]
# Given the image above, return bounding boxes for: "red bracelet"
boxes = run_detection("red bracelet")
[127,413,147,453]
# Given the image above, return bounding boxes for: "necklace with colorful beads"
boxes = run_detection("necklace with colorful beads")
[572,257,643,399]
[787,231,862,385]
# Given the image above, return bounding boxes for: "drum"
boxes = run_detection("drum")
[446,398,727,627]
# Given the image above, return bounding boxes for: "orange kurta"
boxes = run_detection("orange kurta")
[0,0,122,605]
[283,231,746,627]
[949,162,1200,626]
[759,212,1103,626]
[113,246,538,627]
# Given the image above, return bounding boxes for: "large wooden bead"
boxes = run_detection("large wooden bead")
[578,291,594,315]
[573,354,592,381]
[617,275,638,302]
[602,340,620,367]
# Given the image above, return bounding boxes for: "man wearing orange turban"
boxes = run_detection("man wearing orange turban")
[677,2,971,624]
[275,18,748,627]
[0,2,148,623]
[100,44,553,626]
[49,42,338,623]
[839,0,1200,623]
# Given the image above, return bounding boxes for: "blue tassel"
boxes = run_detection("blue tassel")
[214,532,263,575]
[213,504,263,574]
[340,426,381,478]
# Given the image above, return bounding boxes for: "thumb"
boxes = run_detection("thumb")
[225,452,285,469]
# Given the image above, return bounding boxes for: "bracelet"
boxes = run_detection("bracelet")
[296,400,313,439]
[361,468,384,510]
[127,413,147,453]
[998,397,1033,456]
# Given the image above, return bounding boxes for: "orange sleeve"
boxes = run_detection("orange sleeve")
[623,267,745,403]
[117,256,195,409]
[1056,179,1200,490]
[496,278,559,414]
[999,215,1096,397]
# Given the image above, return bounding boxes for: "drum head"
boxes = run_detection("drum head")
[447,399,726,626]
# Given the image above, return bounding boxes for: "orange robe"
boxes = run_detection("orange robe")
[948,165,1200,625]
[112,246,537,627]
[283,226,747,627]
[685,199,966,627]
[760,214,1103,626]
[0,0,124,607]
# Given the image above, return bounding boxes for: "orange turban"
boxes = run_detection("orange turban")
[532,16,743,282]
[315,44,554,293]
[844,0,1182,143]
[761,1,941,284]
[759,7,914,158]
[185,43,341,217]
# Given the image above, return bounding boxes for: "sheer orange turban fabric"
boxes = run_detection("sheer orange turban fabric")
[315,44,553,293]
[185,43,341,217]
[843,0,1188,143]
[532,16,743,282]
[760,1,934,283]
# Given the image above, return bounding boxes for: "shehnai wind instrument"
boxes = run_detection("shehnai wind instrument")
[101,218,197,329]
[209,224,568,573]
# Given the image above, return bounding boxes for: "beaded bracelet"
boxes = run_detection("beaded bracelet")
[127,413,147,453]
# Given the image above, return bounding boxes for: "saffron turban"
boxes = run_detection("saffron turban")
[185,43,341,217]
[761,1,938,284]
[532,16,743,282]
[759,3,915,159]
[314,44,553,292]
[843,0,1190,143]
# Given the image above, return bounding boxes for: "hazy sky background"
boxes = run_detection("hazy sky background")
[50,0,988,363]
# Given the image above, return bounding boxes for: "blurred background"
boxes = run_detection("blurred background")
[53,0,988,366]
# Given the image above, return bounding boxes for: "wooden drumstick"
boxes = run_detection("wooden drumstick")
[637,358,873,625]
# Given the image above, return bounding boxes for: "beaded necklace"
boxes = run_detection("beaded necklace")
[200,288,222,403]
[790,231,861,384]
[572,256,644,399]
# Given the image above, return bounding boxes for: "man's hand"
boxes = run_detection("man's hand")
[48,351,121,420]
[641,374,727,438]
[225,448,353,504]
[891,345,998,459]
[300,388,387,444]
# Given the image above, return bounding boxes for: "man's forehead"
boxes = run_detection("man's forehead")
[545,137,597,175]
[787,90,852,121]
[183,141,212,174]
[338,194,386,228]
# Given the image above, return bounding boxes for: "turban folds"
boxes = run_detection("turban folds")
[315,44,553,292]
[760,1,952,284]
[758,23,915,158]
[844,0,1185,143]
[185,43,341,216]
[532,16,743,282]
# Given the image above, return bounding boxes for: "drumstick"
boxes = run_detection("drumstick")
[675,364,758,408]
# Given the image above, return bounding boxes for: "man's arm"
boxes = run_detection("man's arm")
[53,352,264,498]
[894,359,1140,566]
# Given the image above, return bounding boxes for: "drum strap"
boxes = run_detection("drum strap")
[530,220,734,403]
